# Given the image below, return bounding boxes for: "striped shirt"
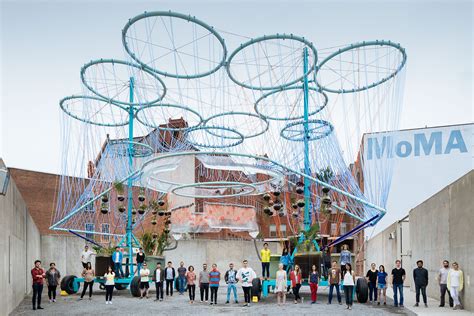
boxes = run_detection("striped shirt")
[209,269,221,287]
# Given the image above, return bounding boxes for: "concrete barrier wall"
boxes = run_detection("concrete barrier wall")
[0,177,41,316]
[410,170,473,311]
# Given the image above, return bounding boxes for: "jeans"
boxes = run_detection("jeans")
[293,284,301,301]
[393,283,404,306]
[165,279,174,296]
[47,285,57,300]
[227,283,238,302]
[188,284,196,301]
[81,281,94,298]
[105,285,114,301]
[137,263,143,277]
[114,262,123,277]
[200,283,209,301]
[345,285,354,306]
[210,287,218,303]
[415,284,427,304]
[310,283,318,302]
[440,283,453,307]
[368,282,377,301]
[155,282,163,299]
[328,284,341,303]
[262,262,270,278]
[243,286,251,303]
[178,275,186,293]
[32,283,43,308]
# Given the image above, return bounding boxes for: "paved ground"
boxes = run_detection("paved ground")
[12,284,418,316]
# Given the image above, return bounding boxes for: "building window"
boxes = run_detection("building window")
[85,223,94,240]
[101,223,110,243]
[340,222,347,235]
[269,224,286,237]
[280,224,287,237]
[330,223,337,235]
[269,225,277,237]
[85,194,95,212]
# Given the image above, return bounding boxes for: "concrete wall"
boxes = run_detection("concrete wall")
[0,174,41,316]
[410,170,473,311]
[41,235,90,277]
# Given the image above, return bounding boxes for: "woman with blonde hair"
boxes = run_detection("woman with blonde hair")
[447,262,464,310]
[275,263,287,306]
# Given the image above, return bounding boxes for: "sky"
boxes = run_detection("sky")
[0,0,472,175]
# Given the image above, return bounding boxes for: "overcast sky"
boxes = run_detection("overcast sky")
[0,0,472,174]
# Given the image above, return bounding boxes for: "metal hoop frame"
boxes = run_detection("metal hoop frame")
[184,126,245,148]
[135,103,204,131]
[107,140,154,158]
[122,11,228,79]
[59,95,130,127]
[226,34,318,90]
[254,86,328,121]
[170,181,257,199]
[280,119,334,141]
[315,40,407,94]
[80,59,167,106]
[202,111,270,139]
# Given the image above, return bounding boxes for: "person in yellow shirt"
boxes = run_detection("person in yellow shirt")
[261,243,271,280]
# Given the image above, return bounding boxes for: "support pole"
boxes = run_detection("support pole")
[302,47,311,232]
[127,77,135,276]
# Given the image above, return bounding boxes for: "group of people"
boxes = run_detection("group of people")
[364,259,465,310]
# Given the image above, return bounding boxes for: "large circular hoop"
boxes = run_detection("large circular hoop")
[135,103,204,131]
[171,181,257,199]
[280,119,334,141]
[122,11,228,79]
[254,86,328,121]
[226,34,318,90]
[80,59,167,106]
[185,126,245,148]
[315,40,407,93]
[203,112,269,139]
[59,95,129,127]
[106,140,154,158]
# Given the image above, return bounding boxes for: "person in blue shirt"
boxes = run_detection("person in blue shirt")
[280,248,291,271]
[377,265,388,305]
[112,247,124,278]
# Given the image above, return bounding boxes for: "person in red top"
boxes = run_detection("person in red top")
[31,260,46,310]
[290,264,303,304]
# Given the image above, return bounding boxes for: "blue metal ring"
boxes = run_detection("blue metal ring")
[80,59,167,106]
[171,181,257,199]
[202,111,269,139]
[135,103,204,131]
[107,140,154,158]
[254,86,328,121]
[122,11,228,79]
[226,34,318,90]
[315,40,407,94]
[280,119,334,141]
[185,125,245,148]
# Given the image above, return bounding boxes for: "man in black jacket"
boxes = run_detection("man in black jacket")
[413,260,429,307]
[164,261,176,296]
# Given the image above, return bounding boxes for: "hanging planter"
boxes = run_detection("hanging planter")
[118,205,126,213]
[278,211,284,217]
[151,209,158,215]
[273,203,282,211]
[292,211,299,218]
[132,217,136,225]
[292,203,298,209]
[152,232,158,239]
[321,188,331,205]
[158,210,165,216]
[113,181,125,201]
[164,228,170,234]
[296,182,304,194]
[132,208,137,215]
[263,193,271,201]
[101,194,109,203]
[138,206,147,215]
[158,199,165,207]
[165,219,171,225]
[100,202,109,214]
[273,190,281,197]
[151,218,157,225]
[297,199,305,208]
[138,188,146,202]
[268,210,274,216]
[263,206,271,214]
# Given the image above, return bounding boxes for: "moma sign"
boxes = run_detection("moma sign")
[366,127,470,160]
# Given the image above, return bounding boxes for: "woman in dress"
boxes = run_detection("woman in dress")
[275,263,287,306]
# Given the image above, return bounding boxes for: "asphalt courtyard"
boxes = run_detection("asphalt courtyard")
[12,283,416,316]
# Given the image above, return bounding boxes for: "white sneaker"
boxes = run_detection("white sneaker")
[110,301,113,304]
[106,301,109,304]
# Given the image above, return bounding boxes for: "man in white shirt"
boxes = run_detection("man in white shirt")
[139,262,151,299]
[80,245,95,269]
[438,260,453,308]
[237,260,256,307]
[154,263,165,301]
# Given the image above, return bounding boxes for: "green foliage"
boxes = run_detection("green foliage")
[316,167,334,184]
[113,181,124,194]
[92,244,115,256]
[140,231,171,256]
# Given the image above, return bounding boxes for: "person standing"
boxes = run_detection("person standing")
[280,248,290,272]
[260,242,271,280]
[31,260,45,310]
[413,260,429,307]
[447,262,464,310]
[275,263,287,306]
[81,245,94,269]
[186,265,196,304]
[328,261,342,305]
[340,244,352,277]
[377,265,388,305]
[438,260,453,308]
[139,262,151,299]
[237,259,256,307]
[177,261,187,295]
[343,263,356,310]
[112,247,124,278]
[80,262,95,300]
[164,261,176,296]
[290,265,302,304]
[199,263,210,302]
[309,264,319,304]
[104,266,115,304]
[154,262,165,301]
[366,263,378,303]
[224,263,239,304]
[45,262,61,303]
[209,264,221,305]
[391,259,406,307]
[136,248,145,277]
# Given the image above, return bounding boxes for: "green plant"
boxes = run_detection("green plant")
[316,167,334,185]
[140,231,171,256]
[113,181,124,194]
[92,244,115,256]
[303,223,320,242]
